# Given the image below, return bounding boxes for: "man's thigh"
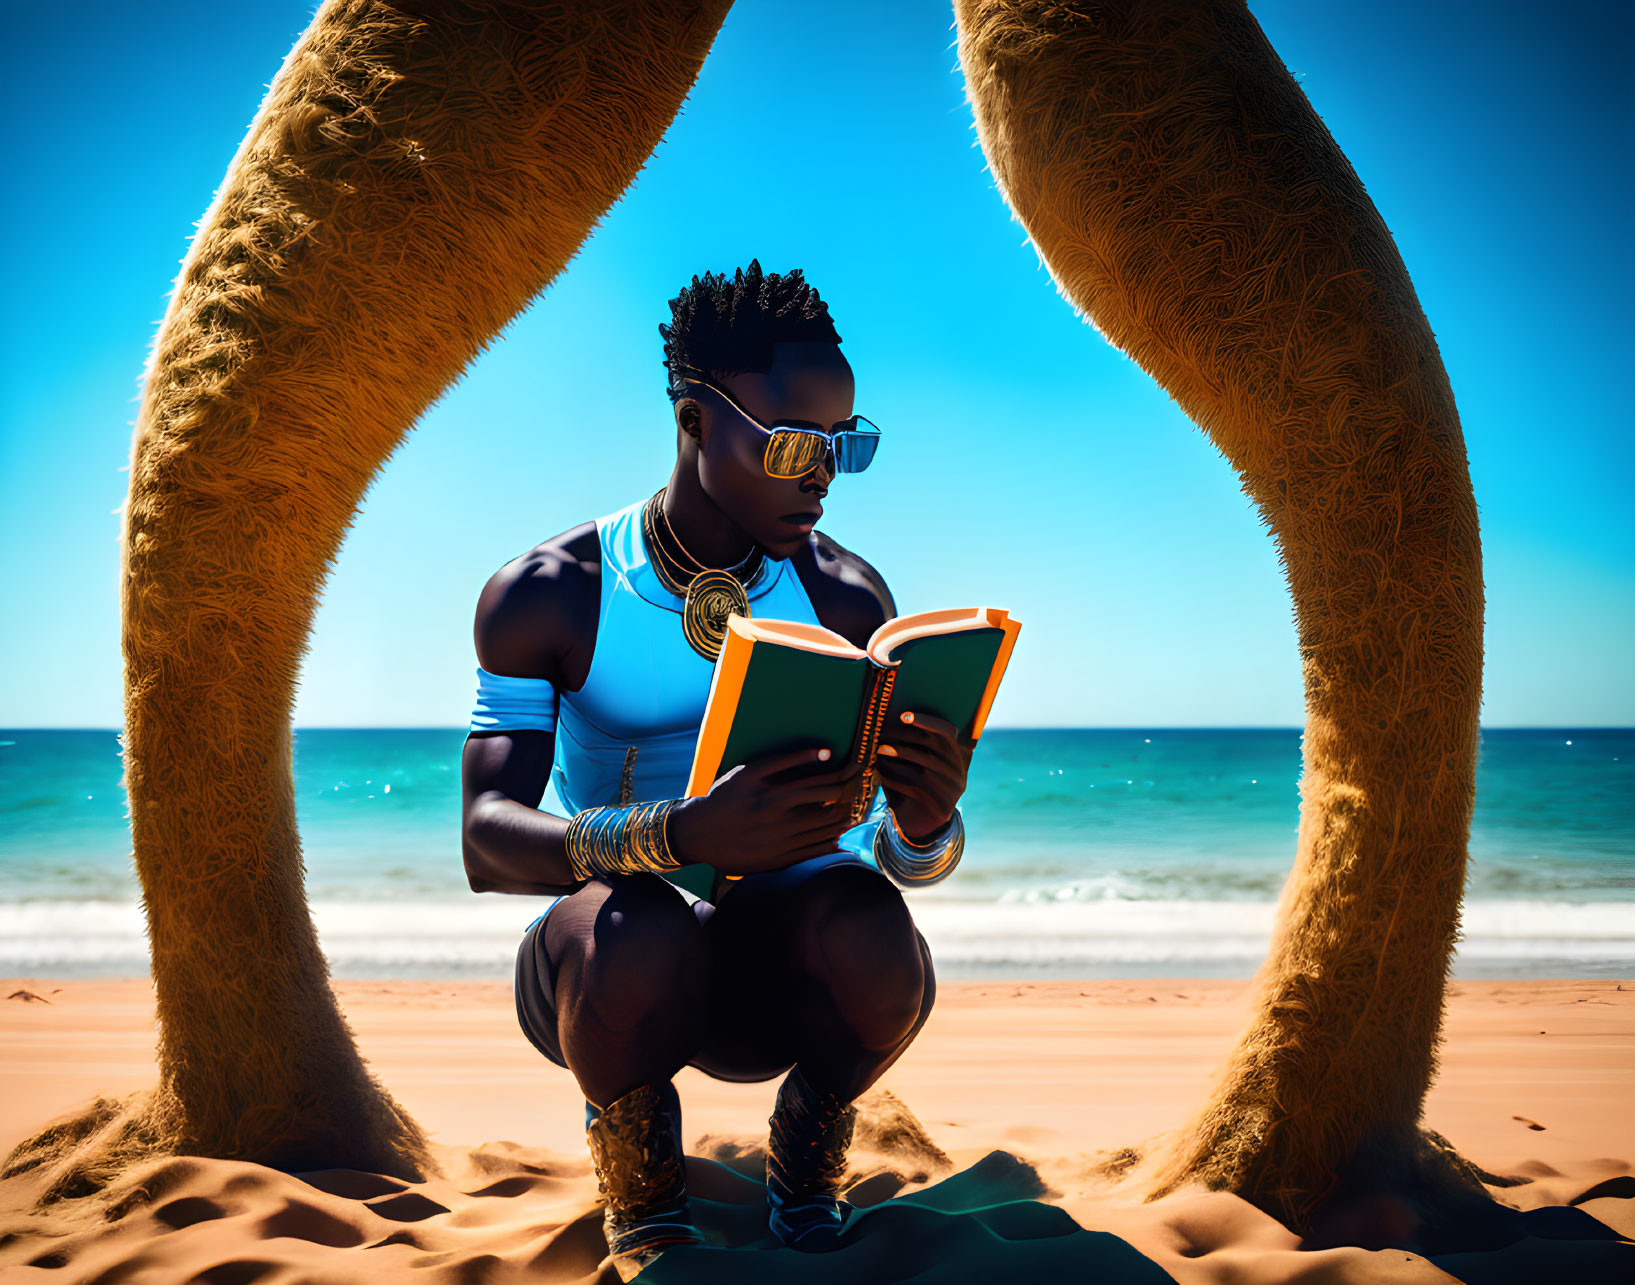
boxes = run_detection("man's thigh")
[514,876,703,1071]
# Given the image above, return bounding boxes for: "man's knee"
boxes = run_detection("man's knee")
[801,868,930,1050]
[563,876,706,1032]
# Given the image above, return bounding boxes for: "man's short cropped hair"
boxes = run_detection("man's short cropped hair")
[659,260,842,400]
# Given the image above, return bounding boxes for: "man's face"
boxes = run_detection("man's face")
[682,340,856,560]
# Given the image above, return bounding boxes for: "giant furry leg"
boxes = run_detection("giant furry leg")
[956,1,1484,1231]
[5,0,732,1199]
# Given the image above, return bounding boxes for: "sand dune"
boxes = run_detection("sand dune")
[2,979,1630,1281]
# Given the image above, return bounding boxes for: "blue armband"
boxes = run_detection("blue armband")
[469,666,559,734]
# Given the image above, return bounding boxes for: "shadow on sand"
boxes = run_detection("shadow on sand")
[646,1150,1176,1283]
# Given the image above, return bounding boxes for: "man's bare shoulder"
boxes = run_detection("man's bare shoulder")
[474,522,600,683]
[794,531,897,649]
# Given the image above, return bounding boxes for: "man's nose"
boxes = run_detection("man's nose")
[802,450,833,493]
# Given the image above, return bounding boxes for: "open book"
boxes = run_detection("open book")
[685,607,1021,825]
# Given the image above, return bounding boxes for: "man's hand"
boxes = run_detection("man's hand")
[668,747,862,875]
[875,711,973,842]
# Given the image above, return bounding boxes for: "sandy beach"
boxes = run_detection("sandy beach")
[2,976,1630,1281]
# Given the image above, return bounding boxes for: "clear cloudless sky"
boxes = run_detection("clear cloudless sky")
[2,0,1630,729]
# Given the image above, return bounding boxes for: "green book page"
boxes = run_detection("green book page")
[881,627,1006,738]
[713,643,875,777]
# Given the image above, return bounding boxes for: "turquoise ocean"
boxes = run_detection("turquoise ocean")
[2,728,1631,979]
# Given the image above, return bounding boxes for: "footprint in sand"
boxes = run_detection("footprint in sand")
[256,1198,366,1249]
[154,1196,231,1230]
[194,1260,279,1285]
[364,1192,449,1222]
[366,1228,427,1251]
[300,1169,407,1200]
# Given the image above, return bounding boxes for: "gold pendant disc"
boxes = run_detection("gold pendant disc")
[682,570,750,662]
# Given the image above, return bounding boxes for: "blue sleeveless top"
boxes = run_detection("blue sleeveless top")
[546,499,822,815]
[552,500,890,898]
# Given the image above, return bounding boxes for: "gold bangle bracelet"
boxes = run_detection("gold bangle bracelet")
[564,800,682,882]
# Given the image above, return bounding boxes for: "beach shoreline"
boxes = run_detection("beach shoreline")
[6,896,1631,982]
[4,977,1630,1281]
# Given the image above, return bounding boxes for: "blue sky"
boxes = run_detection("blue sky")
[2,0,1630,729]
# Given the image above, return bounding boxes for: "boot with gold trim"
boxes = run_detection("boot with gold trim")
[766,1066,856,1251]
[584,1081,703,1280]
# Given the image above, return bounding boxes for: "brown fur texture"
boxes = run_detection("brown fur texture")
[5,0,732,1200]
[955,1,1484,1228]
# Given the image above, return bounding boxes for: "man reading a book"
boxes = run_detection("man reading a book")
[460,263,975,1278]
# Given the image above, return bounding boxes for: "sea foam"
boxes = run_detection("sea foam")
[3,897,1630,980]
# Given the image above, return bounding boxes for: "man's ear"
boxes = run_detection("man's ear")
[675,397,704,446]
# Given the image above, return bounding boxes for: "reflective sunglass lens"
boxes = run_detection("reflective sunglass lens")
[764,430,828,478]
[833,428,879,474]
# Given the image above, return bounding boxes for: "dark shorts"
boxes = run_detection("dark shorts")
[512,855,933,1085]
[513,902,571,1069]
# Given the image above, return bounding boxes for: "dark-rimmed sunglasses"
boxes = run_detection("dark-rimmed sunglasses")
[683,376,881,479]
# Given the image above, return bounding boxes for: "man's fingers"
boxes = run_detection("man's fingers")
[881,777,937,810]
[783,821,852,853]
[877,740,958,784]
[877,776,933,810]
[786,835,847,862]
[886,715,974,760]
[874,760,925,796]
[750,831,843,869]
[781,807,837,837]
[787,805,853,838]
[741,746,837,782]
[767,755,863,798]
[778,782,849,809]
[877,741,932,771]
[891,710,962,739]
[810,754,865,785]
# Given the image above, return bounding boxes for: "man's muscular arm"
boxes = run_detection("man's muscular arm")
[460,524,599,896]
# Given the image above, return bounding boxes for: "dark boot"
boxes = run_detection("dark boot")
[766,1066,856,1250]
[584,1081,703,1280]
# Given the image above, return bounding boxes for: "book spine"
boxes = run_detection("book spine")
[848,667,897,826]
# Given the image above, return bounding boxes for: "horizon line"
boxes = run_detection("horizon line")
[4,725,1632,735]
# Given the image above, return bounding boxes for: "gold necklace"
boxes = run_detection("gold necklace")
[641,491,764,662]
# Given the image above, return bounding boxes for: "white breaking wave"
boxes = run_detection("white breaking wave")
[1,897,1632,977]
